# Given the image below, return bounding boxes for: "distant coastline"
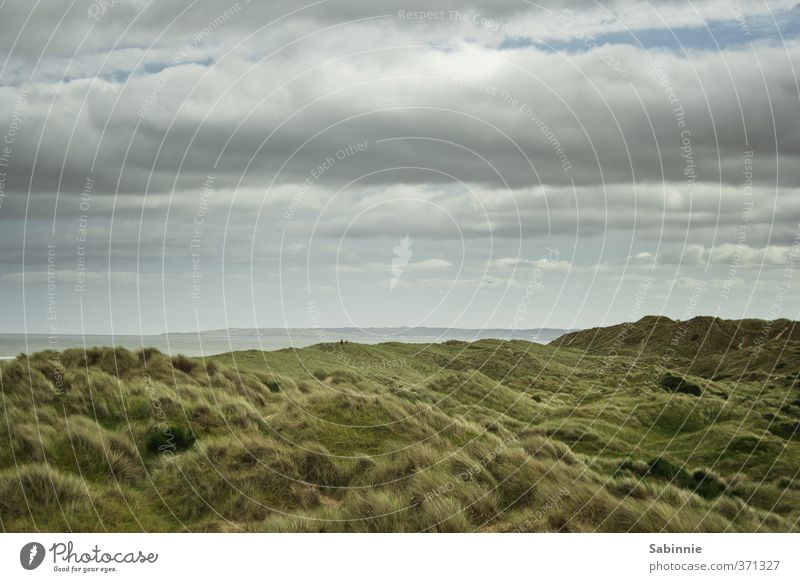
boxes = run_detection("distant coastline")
[160,326,574,339]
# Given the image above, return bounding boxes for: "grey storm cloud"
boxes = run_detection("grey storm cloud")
[1,0,799,333]
[2,40,799,199]
[3,1,796,61]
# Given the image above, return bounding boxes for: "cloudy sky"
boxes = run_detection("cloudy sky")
[1,0,799,334]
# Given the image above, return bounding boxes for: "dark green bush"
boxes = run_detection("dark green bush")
[171,354,196,374]
[646,457,695,489]
[646,457,691,485]
[660,373,702,396]
[137,347,162,363]
[146,426,196,455]
[768,421,800,440]
[691,470,726,499]
[263,378,281,392]
[641,458,726,499]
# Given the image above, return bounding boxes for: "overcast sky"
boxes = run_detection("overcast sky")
[1,0,799,334]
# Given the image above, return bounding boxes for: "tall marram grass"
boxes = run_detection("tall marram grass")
[1,339,799,532]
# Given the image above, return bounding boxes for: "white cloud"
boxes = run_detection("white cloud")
[658,244,793,267]
[489,257,572,270]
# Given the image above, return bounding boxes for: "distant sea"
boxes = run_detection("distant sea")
[0,328,571,360]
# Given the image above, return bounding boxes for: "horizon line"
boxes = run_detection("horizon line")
[3,313,798,337]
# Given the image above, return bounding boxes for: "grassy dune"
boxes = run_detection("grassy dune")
[1,317,799,532]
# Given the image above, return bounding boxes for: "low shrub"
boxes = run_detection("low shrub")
[768,421,800,440]
[691,469,726,499]
[171,354,196,374]
[264,378,282,393]
[632,458,727,500]
[646,457,691,485]
[146,426,196,455]
[660,373,702,396]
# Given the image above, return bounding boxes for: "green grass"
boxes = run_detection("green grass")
[1,319,799,532]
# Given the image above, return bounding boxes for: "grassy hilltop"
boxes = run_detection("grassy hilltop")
[1,316,799,532]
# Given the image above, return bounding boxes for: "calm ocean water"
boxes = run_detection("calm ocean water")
[0,331,559,359]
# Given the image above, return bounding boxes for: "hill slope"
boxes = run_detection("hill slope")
[1,329,799,532]
[552,315,800,381]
